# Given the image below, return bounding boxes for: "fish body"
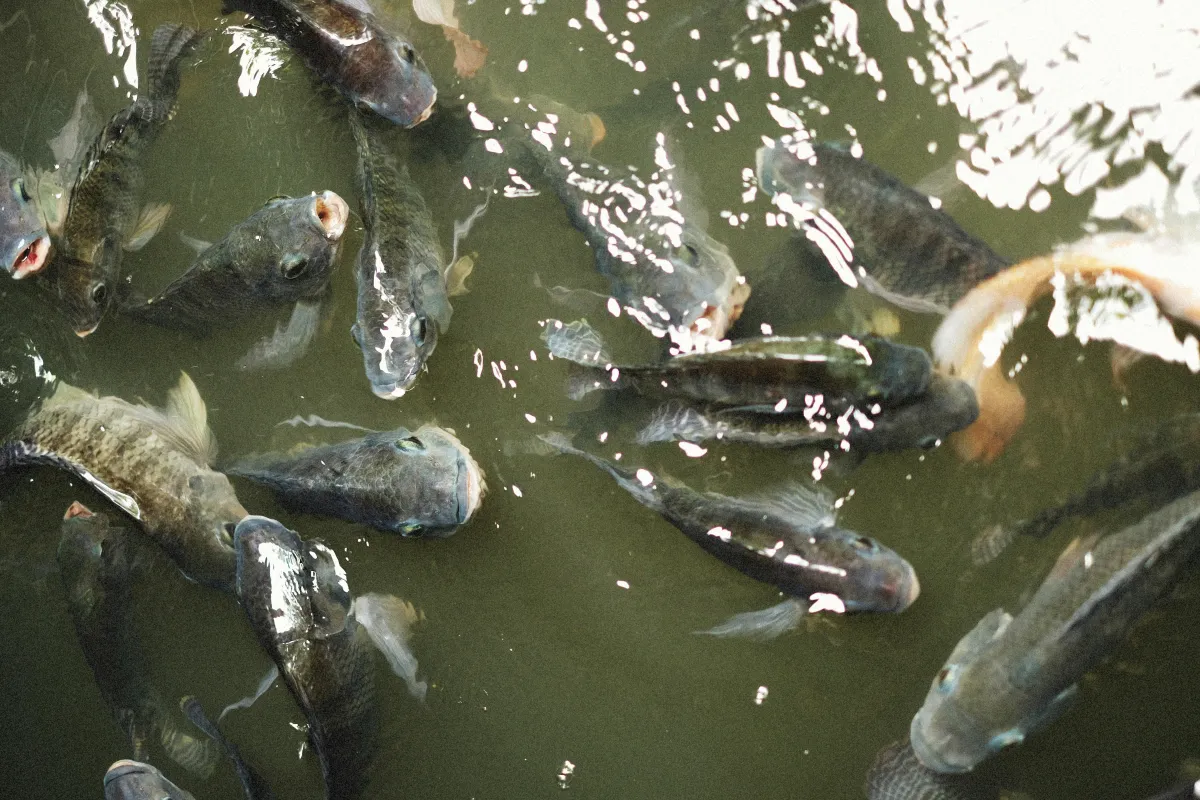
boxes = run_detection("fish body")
[544,319,932,411]
[103,760,195,800]
[223,0,436,127]
[911,489,1200,774]
[539,434,918,614]
[47,24,203,337]
[518,137,748,348]
[756,141,1009,314]
[59,503,215,776]
[0,149,51,279]
[227,425,485,535]
[125,193,347,335]
[638,374,977,454]
[234,516,377,800]
[350,110,450,398]
[865,739,982,800]
[2,374,244,590]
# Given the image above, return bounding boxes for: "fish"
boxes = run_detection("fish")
[226,424,485,535]
[181,697,276,800]
[756,140,1010,314]
[235,297,325,371]
[46,24,203,337]
[1,373,246,591]
[233,516,378,800]
[222,0,437,127]
[123,192,348,336]
[103,760,196,800]
[514,132,749,350]
[349,109,451,398]
[911,489,1200,774]
[933,222,1200,462]
[637,374,978,454]
[0,149,51,279]
[543,318,933,412]
[58,503,217,778]
[970,413,1200,565]
[537,433,919,638]
[865,739,985,800]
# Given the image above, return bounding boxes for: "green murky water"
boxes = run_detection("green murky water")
[2,0,1199,797]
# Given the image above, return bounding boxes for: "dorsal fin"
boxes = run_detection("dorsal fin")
[743,482,838,529]
[164,372,218,465]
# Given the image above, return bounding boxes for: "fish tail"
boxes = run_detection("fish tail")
[541,319,613,365]
[697,598,809,641]
[970,523,1017,566]
[949,366,1026,463]
[636,403,715,445]
[145,24,204,124]
[159,712,218,778]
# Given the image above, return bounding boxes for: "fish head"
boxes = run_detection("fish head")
[363,305,437,399]
[245,192,347,300]
[51,249,115,337]
[0,153,51,279]
[233,515,312,638]
[825,530,921,614]
[909,608,1015,774]
[754,138,820,204]
[412,425,487,529]
[56,502,130,610]
[355,33,437,128]
[865,338,934,405]
[184,472,244,574]
[103,759,195,800]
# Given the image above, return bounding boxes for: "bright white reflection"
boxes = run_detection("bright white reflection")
[82,0,137,89]
[227,26,286,97]
[915,0,1200,211]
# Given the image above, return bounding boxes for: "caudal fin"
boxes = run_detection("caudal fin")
[145,24,205,124]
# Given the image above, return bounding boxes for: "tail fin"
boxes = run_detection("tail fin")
[542,318,613,365]
[636,402,717,445]
[158,711,218,779]
[182,697,276,800]
[145,24,205,124]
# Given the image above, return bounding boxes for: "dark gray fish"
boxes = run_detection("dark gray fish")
[538,433,918,638]
[0,149,50,278]
[46,24,203,337]
[59,503,216,777]
[234,516,378,800]
[866,739,985,800]
[181,697,275,800]
[350,109,450,398]
[103,760,195,800]
[756,140,1010,314]
[637,374,978,454]
[227,425,485,535]
[124,193,347,336]
[972,413,1200,564]
[222,0,436,127]
[2,373,245,591]
[912,489,1200,774]
[543,318,932,412]
[514,133,749,349]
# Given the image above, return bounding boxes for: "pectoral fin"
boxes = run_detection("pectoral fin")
[354,592,429,700]
[697,598,809,641]
[124,202,172,251]
[445,253,474,297]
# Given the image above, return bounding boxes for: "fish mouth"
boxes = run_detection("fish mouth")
[446,431,486,523]
[687,280,751,344]
[10,234,50,279]
[313,191,348,241]
[909,715,970,774]
[103,759,154,784]
[894,570,921,612]
[408,91,436,127]
[75,322,99,338]
[371,382,408,400]
[63,501,94,520]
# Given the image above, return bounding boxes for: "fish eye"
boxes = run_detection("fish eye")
[676,243,700,266]
[412,315,428,347]
[11,178,30,203]
[917,435,940,449]
[400,44,415,64]
[281,254,309,279]
[393,435,425,452]
[852,536,875,552]
[267,194,291,203]
[221,522,237,545]
[936,665,958,693]
[91,283,108,305]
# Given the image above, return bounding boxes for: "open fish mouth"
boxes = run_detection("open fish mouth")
[10,234,50,279]
[63,501,94,520]
[411,94,436,127]
[313,191,349,241]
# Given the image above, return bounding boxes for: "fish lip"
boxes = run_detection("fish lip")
[63,501,94,520]
[411,96,436,127]
[312,191,348,241]
[104,759,153,784]
[10,234,51,279]
[74,322,100,338]
[897,570,921,611]
[371,382,408,400]
[909,715,969,774]
[437,427,485,523]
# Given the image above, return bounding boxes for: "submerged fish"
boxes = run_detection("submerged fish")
[103,760,195,800]
[934,222,1200,462]
[124,193,347,336]
[911,489,1200,774]
[866,739,984,800]
[181,697,275,800]
[222,0,437,127]
[350,110,451,398]
[756,140,1009,314]
[973,413,1200,565]
[234,516,378,800]
[226,424,485,535]
[543,318,932,412]
[0,149,51,279]
[47,24,203,337]
[516,134,749,349]
[59,503,216,777]
[638,373,978,454]
[1,373,245,590]
[538,433,918,638]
